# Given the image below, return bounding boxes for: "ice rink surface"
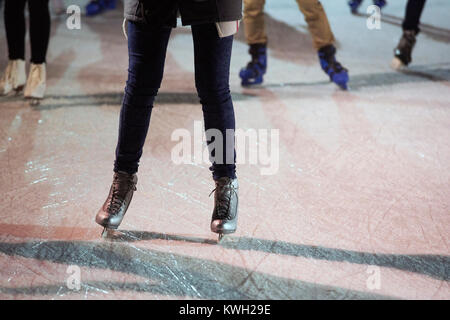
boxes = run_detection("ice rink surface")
[0,0,449,299]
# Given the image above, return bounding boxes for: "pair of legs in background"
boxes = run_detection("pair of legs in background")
[239,0,349,89]
[392,0,427,68]
[96,21,239,240]
[0,0,50,102]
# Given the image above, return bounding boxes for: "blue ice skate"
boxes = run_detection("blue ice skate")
[348,0,363,14]
[349,0,387,14]
[239,44,267,87]
[373,0,387,10]
[318,45,349,90]
[86,0,116,17]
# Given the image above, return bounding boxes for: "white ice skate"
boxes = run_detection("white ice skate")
[0,59,26,96]
[391,56,406,70]
[24,63,47,105]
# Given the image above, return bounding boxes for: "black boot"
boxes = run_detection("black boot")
[392,30,417,68]
[210,177,239,237]
[95,171,137,230]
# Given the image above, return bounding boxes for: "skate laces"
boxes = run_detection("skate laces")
[209,180,238,219]
[107,174,136,213]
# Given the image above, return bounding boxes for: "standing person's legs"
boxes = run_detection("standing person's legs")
[192,23,236,180]
[4,0,26,60]
[295,0,335,50]
[243,0,267,45]
[402,0,427,34]
[114,21,172,174]
[28,0,50,64]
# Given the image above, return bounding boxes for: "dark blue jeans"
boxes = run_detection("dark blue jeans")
[114,21,236,180]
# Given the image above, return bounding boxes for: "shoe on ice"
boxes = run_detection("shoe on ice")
[95,171,138,230]
[0,59,26,96]
[318,44,349,90]
[24,63,47,100]
[348,0,362,14]
[86,0,116,16]
[392,30,416,69]
[373,0,387,10]
[210,177,239,236]
[239,43,267,86]
[86,0,104,16]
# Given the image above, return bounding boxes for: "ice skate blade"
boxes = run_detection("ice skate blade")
[100,227,122,239]
[391,57,406,70]
[101,227,109,238]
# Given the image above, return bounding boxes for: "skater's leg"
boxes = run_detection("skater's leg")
[402,0,427,34]
[240,0,268,86]
[295,0,335,51]
[114,21,172,174]
[28,0,50,64]
[243,0,267,46]
[0,0,26,95]
[192,23,239,238]
[96,21,171,231]
[192,23,236,181]
[391,0,426,68]
[23,0,50,101]
[296,0,348,89]
[4,0,26,61]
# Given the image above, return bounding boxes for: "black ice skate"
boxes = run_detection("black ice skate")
[391,30,417,69]
[95,171,137,237]
[210,177,239,241]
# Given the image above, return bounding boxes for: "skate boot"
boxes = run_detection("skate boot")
[0,59,26,96]
[86,0,116,16]
[86,0,104,16]
[348,0,362,14]
[318,45,349,90]
[24,63,46,105]
[373,0,387,10]
[210,177,239,241]
[391,30,416,69]
[104,0,117,10]
[95,171,137,237]
[239,43,267,87]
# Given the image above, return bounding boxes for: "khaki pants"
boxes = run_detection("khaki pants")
[243,0,335,50]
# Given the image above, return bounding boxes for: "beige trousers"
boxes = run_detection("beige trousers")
[243,0,335,50]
